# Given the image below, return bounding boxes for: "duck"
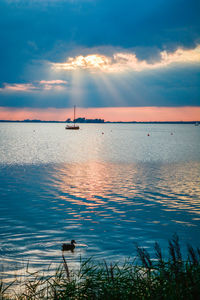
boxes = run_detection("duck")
[62,240,76,252]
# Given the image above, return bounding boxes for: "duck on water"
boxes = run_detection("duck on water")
[62,240,76,252]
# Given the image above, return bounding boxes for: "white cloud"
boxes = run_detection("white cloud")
[52,45,200,73]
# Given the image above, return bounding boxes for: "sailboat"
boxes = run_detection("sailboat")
[65,105,80,130]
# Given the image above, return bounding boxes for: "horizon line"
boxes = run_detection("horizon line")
[0,119,199,123]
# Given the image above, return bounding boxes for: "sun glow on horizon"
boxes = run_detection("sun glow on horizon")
[0,106,200,122]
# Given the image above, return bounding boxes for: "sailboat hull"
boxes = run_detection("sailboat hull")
[65,125,79,130]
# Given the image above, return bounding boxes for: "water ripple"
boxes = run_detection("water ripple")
[0,124,200,280]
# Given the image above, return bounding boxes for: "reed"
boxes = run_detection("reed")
[1,235,200,299]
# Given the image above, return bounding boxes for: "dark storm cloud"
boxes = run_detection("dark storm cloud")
[1,0,199,63]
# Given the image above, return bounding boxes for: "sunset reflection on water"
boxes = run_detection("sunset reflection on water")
[52,161,200,217]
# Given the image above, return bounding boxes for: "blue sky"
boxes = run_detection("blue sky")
[0,0,199,118]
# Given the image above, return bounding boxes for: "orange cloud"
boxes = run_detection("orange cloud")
[0,83,37,92]
[0,106,199,122]
[0,80,68,93]
[39,80,67,84]
[52,45,200,73]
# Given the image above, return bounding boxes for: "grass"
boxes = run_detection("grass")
[1,234,200,299]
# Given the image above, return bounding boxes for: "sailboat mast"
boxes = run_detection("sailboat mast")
[65,105,79,130]
[74,105,76,126]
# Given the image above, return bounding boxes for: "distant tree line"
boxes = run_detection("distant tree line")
[66,117,105,123]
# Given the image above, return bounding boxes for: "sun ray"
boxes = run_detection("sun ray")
[68,70,86,107]
[111,73,150,106]
[90,72,126,107]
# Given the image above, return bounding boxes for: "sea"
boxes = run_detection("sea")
[0,123,200,280]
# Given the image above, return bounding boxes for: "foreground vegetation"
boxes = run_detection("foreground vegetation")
[1,235,200,299]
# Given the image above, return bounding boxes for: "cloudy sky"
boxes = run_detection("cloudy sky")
[0,0,199,121]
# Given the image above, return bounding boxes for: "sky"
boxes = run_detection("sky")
[0,0,199,121]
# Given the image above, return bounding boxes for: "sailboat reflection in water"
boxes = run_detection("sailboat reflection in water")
[65,105,80,130]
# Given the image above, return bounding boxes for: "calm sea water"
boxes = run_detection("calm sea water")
[0,123,200,279]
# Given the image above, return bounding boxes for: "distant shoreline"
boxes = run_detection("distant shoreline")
[0,120,199,124]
